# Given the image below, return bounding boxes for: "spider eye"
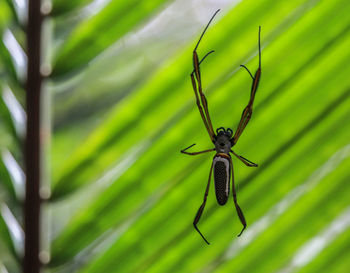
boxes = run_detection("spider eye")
[220,143,225,147]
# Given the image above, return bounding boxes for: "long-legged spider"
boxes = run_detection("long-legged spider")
[181,9,261,245]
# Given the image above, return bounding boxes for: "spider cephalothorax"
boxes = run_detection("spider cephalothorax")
[180,9,262,244]
[214,127,233,153]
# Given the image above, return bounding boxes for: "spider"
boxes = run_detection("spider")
[181,9,261,245]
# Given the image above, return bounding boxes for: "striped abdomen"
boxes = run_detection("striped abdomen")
[213,154,231,206]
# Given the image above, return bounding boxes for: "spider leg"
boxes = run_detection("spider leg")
[232,26,262,145]
[194,50,215,71]
[190,9,220,142]
[230,150,258,167]
[240,65,254,80]
[190,73,215,141]
[193,51,215,140]
[193,162,213,245]
[181,144,215,156]
[189,50,216,142]
[229,157,247,236]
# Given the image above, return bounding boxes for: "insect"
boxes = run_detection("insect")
[181,9,261,244]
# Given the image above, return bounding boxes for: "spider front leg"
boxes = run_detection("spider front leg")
[190,9,220,143]
[193,51,215,138]
[190,51,216,142]
[232,26,262,145]
[190,72,215,142]
[181,144,215,156]
[190,51,215,140]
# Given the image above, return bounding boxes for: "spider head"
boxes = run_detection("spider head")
[216,127,233,138]
[215,127,233,153]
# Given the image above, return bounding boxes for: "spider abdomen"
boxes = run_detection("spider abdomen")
[213,154,230,206]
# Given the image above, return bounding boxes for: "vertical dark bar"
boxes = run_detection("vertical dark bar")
[24,0,42,272]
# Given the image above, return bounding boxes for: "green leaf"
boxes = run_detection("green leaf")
[52,0,95,16]
[0,38,18,85]
[49,0,350,271]
[0,203,22,261]
[0,87,17,142]
[0,153,17,199]
[52,0,309,199]
[0,1,11,32]
[52,0,171,77]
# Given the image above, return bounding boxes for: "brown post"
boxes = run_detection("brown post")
[24,0,42,272]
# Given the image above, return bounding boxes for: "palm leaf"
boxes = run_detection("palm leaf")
[2,0,350,272]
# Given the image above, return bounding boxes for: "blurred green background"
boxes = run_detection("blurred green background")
[1,0,350,272]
